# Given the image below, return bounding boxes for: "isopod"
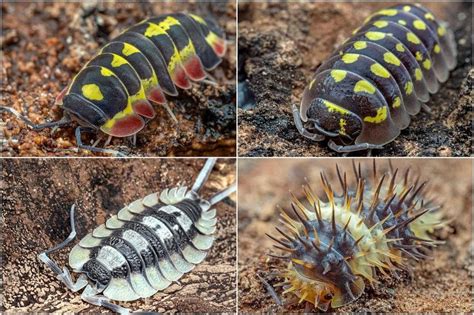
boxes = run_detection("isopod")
[1,13,226,156]
[264,160,445,310]
[38,158,236,314]
[293,4,457,153]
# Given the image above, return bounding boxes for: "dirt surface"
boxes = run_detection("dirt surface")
[1,158,236,313]
[1,1,236,157]
[238,2,472,157]
[238,158,472,312]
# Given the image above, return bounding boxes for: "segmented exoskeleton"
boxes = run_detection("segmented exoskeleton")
[264,161,445,311]
[38,159,236,314]
[293,4,457,153]
[1,13,226,156]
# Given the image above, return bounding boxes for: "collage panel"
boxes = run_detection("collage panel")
[1,1,236,157]
[1,158,236,313]
[238,158,472,312]
[238,2,472,157]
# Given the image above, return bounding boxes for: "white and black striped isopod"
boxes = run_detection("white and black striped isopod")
[38,158,236,314]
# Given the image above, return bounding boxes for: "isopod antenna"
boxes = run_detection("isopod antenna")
[209,182,236,206]
[192,158,217,193]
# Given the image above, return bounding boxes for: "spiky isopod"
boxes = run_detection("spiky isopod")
[266,161,445,311]
[293,3,457,153]
[0,13,226,156]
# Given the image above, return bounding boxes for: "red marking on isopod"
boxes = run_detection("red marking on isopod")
[183,55,206,81]
[55,87,68,105]
[102,114,145,137]
[132,100,156,119]
[172,65,192,89]
[213,40,226,57]
[148,87,167,105]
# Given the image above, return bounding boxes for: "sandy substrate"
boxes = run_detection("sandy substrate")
[238,158,472,312]
[1,1,236,157]
[238,2,472,157]
[1,158,236,313]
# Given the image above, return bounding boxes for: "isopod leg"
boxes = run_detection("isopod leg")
[0,106,71,130]
[75,126,127,157]
[328,139,385,153]
[256,272,283,306]
[292,104,325,141]
[37,204,88,292]
[81,285,130,315]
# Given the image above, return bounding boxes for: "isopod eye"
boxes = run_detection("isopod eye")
[324,293,333,301]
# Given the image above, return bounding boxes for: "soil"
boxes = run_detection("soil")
[1,158,236,313]
[0,1,236,157]
[238,158,472,313]
[238,2,472,157]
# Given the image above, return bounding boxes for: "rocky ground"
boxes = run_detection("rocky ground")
[1,1,236,157]
[1,158,236,313]
[238,158,472,312]
[238,2,472,157]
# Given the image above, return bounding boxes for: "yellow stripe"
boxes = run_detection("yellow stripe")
[122,42,140,56]
[363,107,387,123]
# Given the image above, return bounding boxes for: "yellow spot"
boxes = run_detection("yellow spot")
[403,5,411,12]
[425,13,435,21]
[342,53,359,64]
[415,51,423,61]
[82,84,104,101]
[398,19,407,26]
[413,20,427,30]
[365,31,385,41]
[354,80,376,94]
[309,79,316,90]
[370,63,390,78]
[383,52,401,66]
[438,26,446,36]
[144,23,167,37]
[407,32,421,44]
[100,67,113,77]
[111,54,128,68]
[415,68,423,81]
[339,118,347,135]
[405,81,414,95]
[156,16,181,31]
[423,59,432,70]
[377,9,398,16]
[323,100,350,115]
[373,20,388,28]
[392,96,401,108]
[396,43,405,52]
[122,43,140,56]
[353,41,367,50]
[331,70,347,82]
[189,13,206,25]
[205,32,221,49]
[363,107,387,123]
[434,44,441,54]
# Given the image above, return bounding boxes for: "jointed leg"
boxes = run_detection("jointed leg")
[292,104,325,141]
[75,126,127,157]
[37,204,88,292]
[81,285,130,315]
[256,272,283,306]
[328,139,384,154]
